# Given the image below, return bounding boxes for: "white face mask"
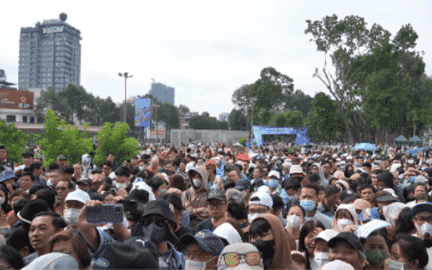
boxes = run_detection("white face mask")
[420,222,432,236]
[248,213,260,224]
[389,259,407,270]
[115,182,127,189]
[286,215,302,228]
[314,252,329,267]
[0,197,5,205]
[337,218,354,231]
[64,208,81,226]
[139,166,144,171]
[185,260,206,270]
[193,179,201,188]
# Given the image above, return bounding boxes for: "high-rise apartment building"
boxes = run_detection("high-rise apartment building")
[149,82,175,105]
[18,13,82,92]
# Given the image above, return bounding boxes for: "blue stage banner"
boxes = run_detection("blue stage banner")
[135,99,151,127]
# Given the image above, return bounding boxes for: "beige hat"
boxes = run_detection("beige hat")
[290,165,305,175]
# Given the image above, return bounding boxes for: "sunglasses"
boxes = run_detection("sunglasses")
[142,216,167,227]
[222,252,261,267]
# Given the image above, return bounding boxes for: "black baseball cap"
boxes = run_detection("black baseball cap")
[340,189,357,203]
[412,202,432,218]
[140,199,176,225]
[328,232,363,252]
[207,190,226,202]
[180,230,226,257]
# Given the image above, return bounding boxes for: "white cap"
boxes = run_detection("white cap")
[313,229,339,242]
[213,223,242,245]
[268,170,280,179]
[257,185,271,194]
[65,190,90,204]
[290,165,305,175]
[249,191,273,209]
[322,260,354,270]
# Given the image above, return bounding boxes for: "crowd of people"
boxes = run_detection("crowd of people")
[0,141,431,269]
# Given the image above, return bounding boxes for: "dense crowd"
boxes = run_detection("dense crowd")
[0,142,431,269]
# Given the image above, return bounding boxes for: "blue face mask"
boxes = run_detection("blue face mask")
[341,166,346,170]
[355,162,360,166]
[300,200,316,212]
[265,179,279,189]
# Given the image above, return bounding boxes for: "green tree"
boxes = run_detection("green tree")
[189,116,221,130]
[250,67,295,124]
[35,87,71,123]
[34,110,94,167]
[269,110,304,127]
[310,92,346,142]
[219,121,229,130]
[305,14,391,144]
[178,104,190,117]
[229,109,247,131]
[283,90,313,117]
[0,121,29,163]
[93,122,140,167]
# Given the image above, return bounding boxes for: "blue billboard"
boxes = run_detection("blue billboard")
[134,98,151,127]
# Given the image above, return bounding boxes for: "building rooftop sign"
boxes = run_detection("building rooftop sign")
[0,89,34,110]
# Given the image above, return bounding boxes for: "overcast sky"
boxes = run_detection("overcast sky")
[1,0,431,117]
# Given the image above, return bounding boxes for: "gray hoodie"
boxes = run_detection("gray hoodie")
[182,166,210,222]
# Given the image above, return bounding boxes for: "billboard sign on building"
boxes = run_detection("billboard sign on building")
[0,89,34,110]
[134,98,151,127]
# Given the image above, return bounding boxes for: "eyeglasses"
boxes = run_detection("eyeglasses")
[208,202,225,209]
[415,216,432,223]
[221,252,262,267]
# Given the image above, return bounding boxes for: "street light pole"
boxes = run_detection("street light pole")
[118,72,133,123]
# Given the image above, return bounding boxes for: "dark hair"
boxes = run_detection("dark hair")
[299,219,326,270]
[287,203,306,219]
[283,179,301,191]
[359,183,375,193]
[0,186,11,213]
[168,174,186,191]
[30,162,43,171]
[148,177,166,193]
[227,200,248,221]
[35,188,57,210]
[0,245,25,269]
[394,234,429,269]
[324,185,341,196]
[20,171,35,182]
[13,198,30,214]
[131,167,140,176]
[48,163,60,171]
[9,190,30,202]
[6,227,35,254]
[271,194,284,214]
[101,177,113,186]
[136,171,149,181]
[395,207,416,234]
[377,172,395,189]
[49,230,92,269]
[61,166,74,175]
[58,179,74,190]
[22,152,34,158]
[300,183,320,196]
[309,173,321,184]
[115,166,132,177]
[250,218,271,239]
[224,180,236,190]
[91,168,102,174]
[101,161,113,168]
[361,228,391,250]
[32,211,67,230]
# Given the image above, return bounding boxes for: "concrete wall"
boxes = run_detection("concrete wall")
[171,129,249,146]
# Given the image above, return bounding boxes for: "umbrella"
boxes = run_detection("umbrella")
[354,143,378,151]
[407,147,423,154]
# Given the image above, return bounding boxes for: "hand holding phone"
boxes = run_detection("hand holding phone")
[86,203,124,224]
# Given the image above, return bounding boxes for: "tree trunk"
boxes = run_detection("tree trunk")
[335,101,354,145]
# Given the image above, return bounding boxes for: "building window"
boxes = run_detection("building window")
[23,116,28,123]
[30,117,35,123]
[6,115,16,122]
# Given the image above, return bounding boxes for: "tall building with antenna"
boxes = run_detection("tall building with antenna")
[149,82,175,105]
[18,13,82,92]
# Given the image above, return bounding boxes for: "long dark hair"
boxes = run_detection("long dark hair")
[0,186,11,214]
[299,219,325,270]
[394,234,429,269]
[395,207,416,235]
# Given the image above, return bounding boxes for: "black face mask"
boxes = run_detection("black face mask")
[253,239,275,269]
[144,223,167,246]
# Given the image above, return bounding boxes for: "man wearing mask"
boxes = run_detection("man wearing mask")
[299,183,333,229]
[180,230,226,270]
[318,185,340,218]
[114,166,132,190]
[289,165,306,184]
[64,189,90,229]
[195,190,227,232]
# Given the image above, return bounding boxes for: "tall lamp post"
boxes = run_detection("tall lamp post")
[118,72,133,123]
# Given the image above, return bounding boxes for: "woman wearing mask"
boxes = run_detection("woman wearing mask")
[182,166,210,232]
[298,219,326,270]
[310,229,338,270]
[249,214,300,270]
[285,204,306,249]
[390,234,429,270]
[361,229,391,270]
[0,186,11,228]
[205,160,222,191]
[332,204,358,233]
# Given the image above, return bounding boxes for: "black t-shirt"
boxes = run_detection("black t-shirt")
[174,225,191,253]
